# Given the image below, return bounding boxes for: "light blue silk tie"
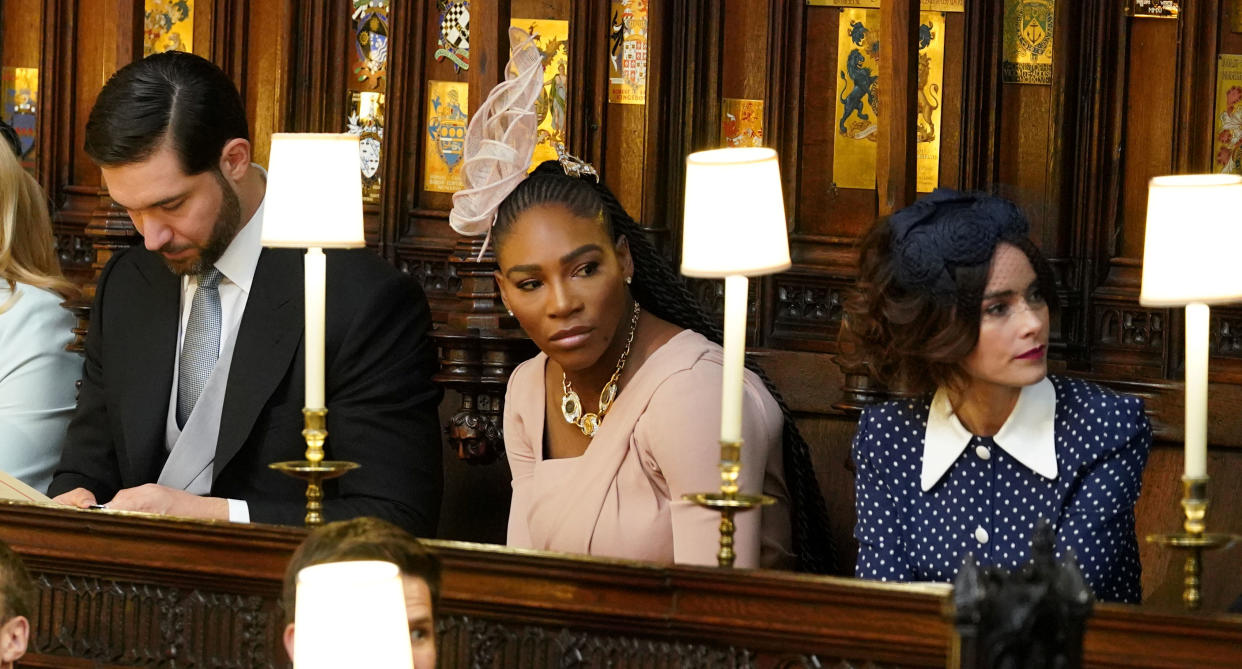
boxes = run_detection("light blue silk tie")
[177,267,223,428]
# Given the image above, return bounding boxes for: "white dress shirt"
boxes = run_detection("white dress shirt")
[166,195,265,522]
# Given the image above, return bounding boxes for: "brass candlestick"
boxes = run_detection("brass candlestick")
[683,440,773,567]
[269,408,359,527]
[1146,477,1238,610]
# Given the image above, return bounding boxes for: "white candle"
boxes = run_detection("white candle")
[1184,302,1209,479]
[305,248,327,410]
[720,275,749,444]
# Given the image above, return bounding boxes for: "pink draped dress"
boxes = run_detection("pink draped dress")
[505,329,794,568]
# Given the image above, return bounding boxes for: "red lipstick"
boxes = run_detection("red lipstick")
[1016,345,1046,360]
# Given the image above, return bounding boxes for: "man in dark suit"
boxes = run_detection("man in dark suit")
[48,51,443,536]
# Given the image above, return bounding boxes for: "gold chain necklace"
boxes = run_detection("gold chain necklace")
[560,302,641,437]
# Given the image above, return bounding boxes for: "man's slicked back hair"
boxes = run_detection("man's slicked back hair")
[84,51,248,174]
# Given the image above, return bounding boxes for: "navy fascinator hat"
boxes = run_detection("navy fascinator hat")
[887,188,1029,299]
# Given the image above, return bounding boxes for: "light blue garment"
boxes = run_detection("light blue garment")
[0,281,78,493]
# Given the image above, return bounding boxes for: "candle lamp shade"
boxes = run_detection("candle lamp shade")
[680,147,791,278]
[677,146,787,567]
[1138,174,1242,610]
[261,133,367,249]
[291,560,413,668]
[1139,174,1242,307]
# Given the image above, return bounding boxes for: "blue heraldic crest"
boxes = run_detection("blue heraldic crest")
[354,9,389,84]
[428,90,467,173]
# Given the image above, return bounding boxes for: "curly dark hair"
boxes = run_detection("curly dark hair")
[494,160,837,574]
[841,192,1057,396]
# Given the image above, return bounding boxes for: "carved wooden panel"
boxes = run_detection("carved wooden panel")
[13,0,1242,628]
[437,615,757,669]
[395,242,461,315]
[769,273,850,353]
[31,571,276,668]
[3,504,1239,669]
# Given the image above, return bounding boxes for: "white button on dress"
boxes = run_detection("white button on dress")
[975,526,989,544]
[975,445,991,460]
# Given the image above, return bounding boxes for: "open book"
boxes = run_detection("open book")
[0,469,51,504]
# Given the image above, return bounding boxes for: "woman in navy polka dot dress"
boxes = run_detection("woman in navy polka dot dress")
[842,189,1151,603]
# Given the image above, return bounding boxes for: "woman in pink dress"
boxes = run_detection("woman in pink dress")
[489,159,834,572]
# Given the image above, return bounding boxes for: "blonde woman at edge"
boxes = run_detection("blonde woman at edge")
[0,136,80,493]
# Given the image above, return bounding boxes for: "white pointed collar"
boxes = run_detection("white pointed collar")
[921,376,1057,491]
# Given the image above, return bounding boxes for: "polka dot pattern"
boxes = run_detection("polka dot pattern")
[851,376,1151,604]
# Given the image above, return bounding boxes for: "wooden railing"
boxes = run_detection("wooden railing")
[0,501,1238,668]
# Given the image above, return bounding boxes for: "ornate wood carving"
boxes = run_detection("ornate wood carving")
[771,275,847,347]
[3,503,1240,669]
[437,615,755,668]
[952,522,1092,669]
[1095,306,1166,351]
[430,236,537,464]
[685,277,761,342]
[32,571,275,667]
[52,229,96,279]
[1210,311,1242,358]
[396,245,460,306]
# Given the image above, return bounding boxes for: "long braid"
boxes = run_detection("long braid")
[497,161,837,574]
[596,187,837,574]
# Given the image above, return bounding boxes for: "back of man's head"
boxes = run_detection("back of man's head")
[0,540,34,668]
[84,51,248,175]
[281,517,441,625]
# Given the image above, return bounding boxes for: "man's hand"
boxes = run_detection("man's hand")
[52,487,98,509]
[106,484,230,520]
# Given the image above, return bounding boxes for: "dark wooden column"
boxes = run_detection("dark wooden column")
[466,0,510,114]
[37,0,143,350]
[875,0,919,216]
[285,1,350,134]
[959,0,1004,190]
[834,1,920,411]
[432,0,538,467]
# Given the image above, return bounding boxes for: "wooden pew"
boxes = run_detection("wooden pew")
[0,501,1238,668]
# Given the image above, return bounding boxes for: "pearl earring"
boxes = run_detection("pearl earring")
[625,276,632,285]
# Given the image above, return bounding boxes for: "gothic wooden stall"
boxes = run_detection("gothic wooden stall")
[4,0,1242,614]
[4,502,1240,668]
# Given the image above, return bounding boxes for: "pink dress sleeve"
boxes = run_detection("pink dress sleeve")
[635,359,782,568]
[504,357,541,548]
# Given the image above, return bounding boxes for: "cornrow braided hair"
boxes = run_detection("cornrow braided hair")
[495,160,838,574]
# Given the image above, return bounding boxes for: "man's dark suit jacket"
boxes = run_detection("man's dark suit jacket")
[48,245,443,536]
